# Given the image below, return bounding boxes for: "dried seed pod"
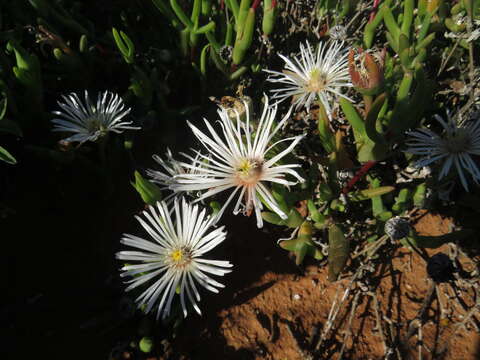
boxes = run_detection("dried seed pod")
[384,216,411,240]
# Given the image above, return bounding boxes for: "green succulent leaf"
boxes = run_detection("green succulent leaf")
[112,28,135,64]
[0,145,17,164]
[349,186,395,201]
[262,211,284,225]
[365,93,387,144]
[328,224,350,281]
[284,208,304,228]
[339,98,365,143]
[131,171,163,205]
[307,199,326,224]
[279,221,315,265]
[318,183,334,202]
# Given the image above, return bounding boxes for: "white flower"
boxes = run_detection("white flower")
[146,149,183,189]
[116,198,232,319]
[51,91,140,144]
[264,41,352,117]
[146,149,205,202]
[171,96,304,228]
[405,114,480,191]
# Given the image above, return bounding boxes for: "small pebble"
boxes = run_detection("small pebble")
[293,294,301,300]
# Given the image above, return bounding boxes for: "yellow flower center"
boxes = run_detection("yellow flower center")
[236,158,263,185]
[306,69,327,93]
[170,249,183,262]
[168,247,193,268]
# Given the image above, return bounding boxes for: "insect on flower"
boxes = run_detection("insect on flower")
[171,96,305,228]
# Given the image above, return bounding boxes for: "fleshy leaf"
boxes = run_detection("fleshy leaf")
[0,145,17,164]
[328,224,350,281]
[131,171,163,205]
[349,186,395,201]
[262,211,284,225]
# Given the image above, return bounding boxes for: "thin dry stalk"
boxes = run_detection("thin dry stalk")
[402,280,436,351]
[338,292,361,359]
[435,304,480,357]
[316,234,390,352]
[351,235,388,260]
[384,316,403,360]
[369,291,388,355]
[418,323,423,360]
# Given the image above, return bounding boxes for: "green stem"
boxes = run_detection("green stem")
[363,94,373,115]
[317,101,336,153]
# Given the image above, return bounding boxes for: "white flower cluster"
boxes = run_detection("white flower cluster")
[48,80,310,318]
[51,38,480,321]
[117,95,305,318]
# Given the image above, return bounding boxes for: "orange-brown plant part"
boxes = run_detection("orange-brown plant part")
[348,48,386,96]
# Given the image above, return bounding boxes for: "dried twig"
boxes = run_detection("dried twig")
[418,324,423,360]
[316,233,390,351]
[402,280,436,352]
[351,235,388,260]
[337,292,361,359]
[435,284,447,322]
[369,291,388,355]
[437,37,462,76]
[435,296,480,357]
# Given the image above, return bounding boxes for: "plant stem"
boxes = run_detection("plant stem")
[363,94,373,115]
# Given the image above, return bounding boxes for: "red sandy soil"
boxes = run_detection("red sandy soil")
[150,211,480,360]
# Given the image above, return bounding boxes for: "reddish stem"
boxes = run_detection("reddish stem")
[369,0,382,22]
[95,44,110,56]
[220,0,224,10]
[252,0,261,10]
[342,161,378,194]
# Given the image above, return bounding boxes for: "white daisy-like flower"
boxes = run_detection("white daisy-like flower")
[146,149,183,189]
[146,149,205,202]
[171,96,305,228]
[116,198,232,319]
[51,90,140,144]
[264,41,352,117]
[405,114,480,191]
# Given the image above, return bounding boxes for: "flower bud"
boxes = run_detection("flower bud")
[348,47,385,95]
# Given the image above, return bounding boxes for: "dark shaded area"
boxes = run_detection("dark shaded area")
[2,143,139,359]
[0,1,210,359]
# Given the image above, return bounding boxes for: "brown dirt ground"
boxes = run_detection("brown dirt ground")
[152,211,480,360]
